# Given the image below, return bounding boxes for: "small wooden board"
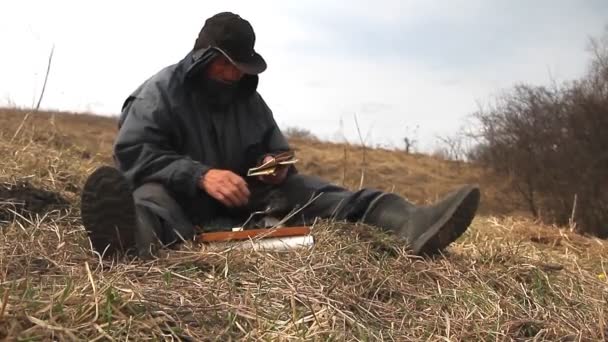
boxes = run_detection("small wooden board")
[197,226,311,243]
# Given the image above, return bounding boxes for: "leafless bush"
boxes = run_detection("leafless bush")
[434,133,472,162]
[471,28,608,238]
[283,126,319,141]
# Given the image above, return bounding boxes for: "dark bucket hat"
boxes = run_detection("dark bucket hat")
[192,12,267,75]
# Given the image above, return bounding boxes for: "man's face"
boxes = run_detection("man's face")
[207,56,245,83]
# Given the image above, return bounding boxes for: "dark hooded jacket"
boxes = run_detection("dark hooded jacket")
[114,48,291,224]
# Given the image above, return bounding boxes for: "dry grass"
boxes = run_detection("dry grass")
[0,108,607,341]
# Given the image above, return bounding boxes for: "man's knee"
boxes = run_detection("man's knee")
[132,182,194,241]
[133,182,176,205]
[132,182,187,223]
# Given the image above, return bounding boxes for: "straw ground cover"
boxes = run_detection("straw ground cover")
[0,109,607,341]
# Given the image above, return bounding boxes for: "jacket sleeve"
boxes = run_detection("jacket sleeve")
[113,95,209,197]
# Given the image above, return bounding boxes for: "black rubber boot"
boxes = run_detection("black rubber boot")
[361,185,480,255]
[80,166,160,258]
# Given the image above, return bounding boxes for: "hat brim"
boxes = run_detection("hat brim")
[215,47,267,75]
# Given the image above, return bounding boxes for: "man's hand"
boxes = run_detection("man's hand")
[200,169,250,207]
[258,155,289,185]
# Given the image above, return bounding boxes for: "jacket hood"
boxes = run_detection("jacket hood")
[181,48,259,100]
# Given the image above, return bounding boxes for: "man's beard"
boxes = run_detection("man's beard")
[201,77,239,108]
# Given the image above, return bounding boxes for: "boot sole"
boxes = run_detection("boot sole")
[80,166,136,256]
[413,185,480,255]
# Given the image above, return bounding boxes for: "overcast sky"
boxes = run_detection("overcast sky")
[1,1,606,151]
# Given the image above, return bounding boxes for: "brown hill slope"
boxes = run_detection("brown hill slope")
[0,108,606,340]
[0,108,519,216]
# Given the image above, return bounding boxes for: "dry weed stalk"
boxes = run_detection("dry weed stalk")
[353,114,366,190]
[11,45,55,143]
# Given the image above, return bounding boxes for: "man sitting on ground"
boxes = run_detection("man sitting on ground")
[80,12,480,258]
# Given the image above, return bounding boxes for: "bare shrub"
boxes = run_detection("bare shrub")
[471,29,608,238]
[434,131,474,162]
[283,126,319,141]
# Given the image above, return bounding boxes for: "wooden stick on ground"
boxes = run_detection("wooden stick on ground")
[197,226,311,243]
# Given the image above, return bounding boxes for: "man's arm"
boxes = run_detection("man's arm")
[114,96,209,198]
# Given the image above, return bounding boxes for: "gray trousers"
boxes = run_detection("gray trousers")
[133,174,383,246]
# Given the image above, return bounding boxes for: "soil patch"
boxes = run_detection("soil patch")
[0,182,69,222]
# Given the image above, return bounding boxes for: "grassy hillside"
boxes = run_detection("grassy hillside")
[0,108,606,340]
